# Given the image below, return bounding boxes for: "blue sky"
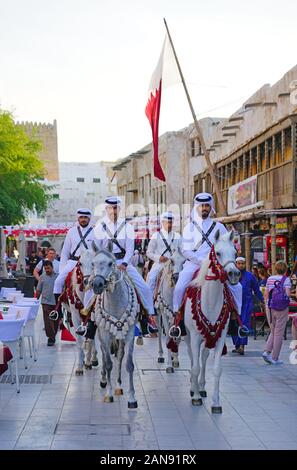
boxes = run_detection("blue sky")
[0,0,297,164]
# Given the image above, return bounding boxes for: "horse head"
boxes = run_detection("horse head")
[213,230,240,285]
[79,247,95,289]
[169,245,186,285]
[91,241,117,294]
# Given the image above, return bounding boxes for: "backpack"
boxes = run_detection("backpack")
[268,276,290,311]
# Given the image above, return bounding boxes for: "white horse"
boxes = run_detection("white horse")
[91,242,139,408]
[154,248,185,372]
[184,230,241,413]
[57,247,98,375]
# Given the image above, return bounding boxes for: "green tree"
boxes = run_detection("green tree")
[0,110,52,225]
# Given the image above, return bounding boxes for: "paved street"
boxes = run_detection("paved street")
[1,314,297,451]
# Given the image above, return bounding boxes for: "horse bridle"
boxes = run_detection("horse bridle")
[91,261,124,291]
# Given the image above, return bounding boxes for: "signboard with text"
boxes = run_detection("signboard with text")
[228,175,258,214]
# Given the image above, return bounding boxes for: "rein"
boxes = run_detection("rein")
[188,246,239,349]
[204,245,236,283]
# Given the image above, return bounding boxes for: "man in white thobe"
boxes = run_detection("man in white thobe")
[173,193,242,314]
[53,208,95,306]
[146,211,181,295]
[94,196,154,316]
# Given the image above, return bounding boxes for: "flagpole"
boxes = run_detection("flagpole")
[163,18,227,216]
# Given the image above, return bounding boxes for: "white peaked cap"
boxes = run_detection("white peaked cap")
[77,208,92,218]
[105,196,122,206]
[194,192,214,207]
[161,211,174,221]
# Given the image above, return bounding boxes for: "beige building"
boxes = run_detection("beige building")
[114,65,297,270]
[17,120,59,181]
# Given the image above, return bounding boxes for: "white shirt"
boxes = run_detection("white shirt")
[94,216,135,265]
[147,229,181,264]
[35,258,60,274]
[60,223,95,269]
[182,216,227,266]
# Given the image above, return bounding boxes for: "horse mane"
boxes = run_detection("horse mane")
[190,257,210,288]
[98,248,116,260]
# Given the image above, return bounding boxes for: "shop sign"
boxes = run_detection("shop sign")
[228,175,258,214]
[276,217,288,234]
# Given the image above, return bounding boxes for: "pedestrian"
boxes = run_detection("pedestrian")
[258,266,269,288]
[262,260,291,364]
[28,250,41,275]
[36,260,59,346]
[33,247,60,283]
[232,257,265,355]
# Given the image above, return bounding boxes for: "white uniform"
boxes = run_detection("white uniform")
[94,216,154,315]
[146,229,181,293]
[173,215,242,313]
[53,223,95,295]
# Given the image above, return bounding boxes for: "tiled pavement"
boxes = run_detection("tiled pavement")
[1,314,297,450]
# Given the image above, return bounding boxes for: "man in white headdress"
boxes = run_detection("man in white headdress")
[173,193,242,314]
[94,196,155,316]
[53,208,95,305]
[146,211,181,295]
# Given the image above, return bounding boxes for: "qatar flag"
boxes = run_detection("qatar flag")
[145,34,180,182]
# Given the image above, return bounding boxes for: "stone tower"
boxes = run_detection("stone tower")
[17,120,59,181]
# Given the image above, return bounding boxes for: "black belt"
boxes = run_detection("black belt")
[114,252,126,260]
[70,255,79,261]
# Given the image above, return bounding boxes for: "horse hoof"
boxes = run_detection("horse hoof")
[115,388,123,396]
[192,398,203,406]
[104,396,114,403]
[75,369,83,376]
[211,406,222,414]
[136,337,143,346]
[128,401,138,409]
[84,363,92,370]
[100,381,107,389]
[190,391,194,397]
[172,361,179,368]
[157,357,165,363]
[166,367,174,373]
[92,360,99,367]
[199,391,207,398]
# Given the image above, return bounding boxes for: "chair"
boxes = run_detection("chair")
[6,306,31,367]
[0,287,17,299]
[14,302,40,361]
[0,318,26,392]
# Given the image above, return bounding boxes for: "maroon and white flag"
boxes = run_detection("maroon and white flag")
[145,35,180,182]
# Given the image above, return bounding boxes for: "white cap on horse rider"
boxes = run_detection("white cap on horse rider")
[53,207,95,305]
[146,211,181,295]
[93,196,155,316]
[173,192,242,314]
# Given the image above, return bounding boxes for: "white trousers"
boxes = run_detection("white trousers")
[125,264,154,315]
[146,263,164,293]
[53,260,78,295]
[173,260,242,313]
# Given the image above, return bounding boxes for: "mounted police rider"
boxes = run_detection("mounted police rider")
[93,196,155,316]
[146,211,181,295]
[173,192,242,314]
[53,208,95,306]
